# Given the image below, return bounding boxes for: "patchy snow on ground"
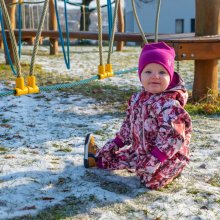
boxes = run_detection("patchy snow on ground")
[0,46,220,220]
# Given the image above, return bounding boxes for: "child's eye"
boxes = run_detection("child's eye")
[143,70,151,74]
[159,71,166,75]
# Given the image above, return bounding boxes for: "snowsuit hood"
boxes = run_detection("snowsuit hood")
[159,71,188,107]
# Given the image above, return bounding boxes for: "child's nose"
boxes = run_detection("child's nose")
[152,72,160,78]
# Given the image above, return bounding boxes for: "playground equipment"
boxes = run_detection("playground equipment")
[0,0,220,100]
[0,0,122,53]
[0,0,132,98]
[0,0,49,95]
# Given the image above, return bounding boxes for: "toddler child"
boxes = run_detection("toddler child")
[84,42,192,190]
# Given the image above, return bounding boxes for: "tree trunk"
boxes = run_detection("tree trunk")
[193,0,220,100]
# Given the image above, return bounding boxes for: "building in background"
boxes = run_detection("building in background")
[125,0,195,34]
[15,0,195,35]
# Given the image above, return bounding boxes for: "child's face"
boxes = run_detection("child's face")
[140,63,170,94]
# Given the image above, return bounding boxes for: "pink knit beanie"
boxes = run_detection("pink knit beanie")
[138,42,175,81]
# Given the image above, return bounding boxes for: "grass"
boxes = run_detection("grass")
[206,173,220,187]
[56,147,72,153]
[186,103,220,115]
[0,146,8,154]
[1,118,11,123]
[186,92,220,115]
[83,170,131,195]
[1,62,220,116]
[186,188,201,195]
[52,143,72,152]
[68,81,220,116]
[157,180,183,193]
[12,195,102,220]
[69,81,137,103]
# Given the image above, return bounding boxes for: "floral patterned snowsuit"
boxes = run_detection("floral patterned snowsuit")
[96,73,192,189]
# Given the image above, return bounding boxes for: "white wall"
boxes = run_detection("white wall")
[125,0,195,34]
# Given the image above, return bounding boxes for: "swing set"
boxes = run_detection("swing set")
[0,0,136,97]
[0,0,220,100]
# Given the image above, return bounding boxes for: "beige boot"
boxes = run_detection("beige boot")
[84,134,98,168]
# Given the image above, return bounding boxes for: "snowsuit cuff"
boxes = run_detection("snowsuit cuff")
[113,137,125,148]
[151,147,169,162]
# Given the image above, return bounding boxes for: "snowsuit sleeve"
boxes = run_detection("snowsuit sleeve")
[150,100,192,162]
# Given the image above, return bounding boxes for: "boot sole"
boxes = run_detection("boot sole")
[84,133,91,168]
